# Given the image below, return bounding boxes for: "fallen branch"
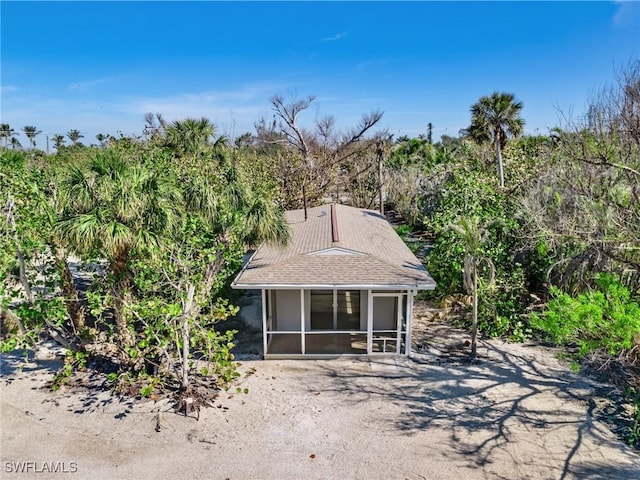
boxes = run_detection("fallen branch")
[0,307,36,348]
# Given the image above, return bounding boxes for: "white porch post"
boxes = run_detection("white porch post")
[332,289,338,330]
[406,290,415,357]
[367,289,373,354]
[262,289,268,356]
[300,289,306,354]
[396,294,402,354]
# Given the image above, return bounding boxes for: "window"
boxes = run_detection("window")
[310,290,333,330]
[337,290,360,330]
[310,289,361,330]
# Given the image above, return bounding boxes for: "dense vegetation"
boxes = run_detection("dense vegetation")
[1,62,638,436]
[387,62,640,445]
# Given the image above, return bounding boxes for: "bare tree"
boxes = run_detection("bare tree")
[271,94,315,162]
[520,60,640,292]
[143,112,167,140]
[267,93,384,208]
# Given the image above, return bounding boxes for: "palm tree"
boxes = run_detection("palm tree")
[235,188,290,248]
[57,150,182,350]
[22,125,42,149]
[173,158,288,389]
[450,216,499,358]
[468,92,525,187]
[0,123,8,146]
[96,133,107,146]
[66,129,84,145]
[52,134,66,150]
[1,123,19,147]
[10,137,23,150]
[165,117,216,156]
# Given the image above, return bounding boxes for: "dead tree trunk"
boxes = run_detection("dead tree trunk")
[377,144,384,215]
[180,283,196,390]
[54,247,85,331]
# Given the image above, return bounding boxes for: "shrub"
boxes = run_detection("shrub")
[479,267,530,339]
[530,273,640,357]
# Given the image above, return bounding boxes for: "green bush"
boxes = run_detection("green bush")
[479,267,530,339]
[626,387,640,448]
[394,224,411,240]
[530,273,640,357]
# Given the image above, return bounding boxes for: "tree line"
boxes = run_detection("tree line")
[0,126,90,150]
[1,61,638,435]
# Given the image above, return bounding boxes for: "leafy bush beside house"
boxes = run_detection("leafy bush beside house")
[530,273,640,358]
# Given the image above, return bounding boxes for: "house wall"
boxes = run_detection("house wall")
[275,290,301,331]
[271,288,409,333]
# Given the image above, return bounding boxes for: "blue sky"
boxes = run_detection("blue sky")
[1,1,639,147]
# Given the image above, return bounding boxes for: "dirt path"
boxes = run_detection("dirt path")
[2,335,639,480]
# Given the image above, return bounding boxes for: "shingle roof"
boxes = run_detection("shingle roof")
[232,203,436,290]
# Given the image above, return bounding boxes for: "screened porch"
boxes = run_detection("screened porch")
[261,288,414,358]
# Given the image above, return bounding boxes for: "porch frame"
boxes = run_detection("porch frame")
[261,287,416,358]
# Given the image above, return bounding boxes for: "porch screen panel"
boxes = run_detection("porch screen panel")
[372,296,398,353]
[310,290,333,330]
[275,290,301,331]
[337,290,361,330]
[373,297,397,330]
[401,294,408,353]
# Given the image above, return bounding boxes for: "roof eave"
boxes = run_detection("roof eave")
[231,281,437,291]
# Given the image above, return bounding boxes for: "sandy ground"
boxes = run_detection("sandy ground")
[2,334,640,480]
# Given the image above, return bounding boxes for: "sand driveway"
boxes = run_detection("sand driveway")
[1,338,639,480]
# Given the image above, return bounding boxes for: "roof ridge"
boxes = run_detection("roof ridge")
[366,251,429,279]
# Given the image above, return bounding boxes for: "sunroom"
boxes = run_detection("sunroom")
[232,203,436,358]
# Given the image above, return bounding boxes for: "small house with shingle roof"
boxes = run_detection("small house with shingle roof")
[232,203,436,358]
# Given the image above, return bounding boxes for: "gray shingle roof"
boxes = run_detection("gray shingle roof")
[232,204,436,290]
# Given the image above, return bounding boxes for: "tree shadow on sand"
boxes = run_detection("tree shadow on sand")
[0,349,60,382]
[0,350,141,419]
[308,343,640,479]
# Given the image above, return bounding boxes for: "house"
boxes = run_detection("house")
[231,203,436,358]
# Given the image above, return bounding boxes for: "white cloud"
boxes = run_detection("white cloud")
[322,32,346,42]
[2,81,442,145]
[356,58,390,72]
[68,76,119,91]
[0,81,298,144]
[612,1,640,27]
[119,82,292,136]
[0,85,19,94]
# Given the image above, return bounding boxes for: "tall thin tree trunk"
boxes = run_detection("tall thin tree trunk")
[16,246,33,304]
[1,307,29,339]
[302,183,308,221]
[495,140,504,188]
[378,147,384,215]
[54,247,85,330]
[112,249,132,350]
[6,197,33,303]
[181,317,190,389]
[181,284,196,390]
[471,260,478,358]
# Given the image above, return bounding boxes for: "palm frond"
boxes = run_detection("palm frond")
[241,191,290,247]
